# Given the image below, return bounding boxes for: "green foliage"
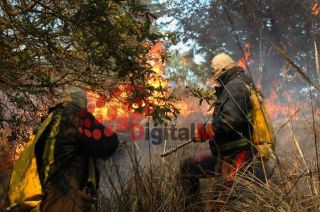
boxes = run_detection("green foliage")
[165,52,208,85]
[160,0,320,59]
[0,0,177,138]
[186,84,215,110]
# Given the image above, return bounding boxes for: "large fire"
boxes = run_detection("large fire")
[86,40,312,129]
[86,42,169,125]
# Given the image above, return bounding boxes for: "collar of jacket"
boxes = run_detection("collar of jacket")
[217,66,244,86]
[213,67,244,97]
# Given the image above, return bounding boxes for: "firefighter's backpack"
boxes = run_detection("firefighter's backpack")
[8,112,59,211]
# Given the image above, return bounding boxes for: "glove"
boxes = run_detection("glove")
[193,122,214,142]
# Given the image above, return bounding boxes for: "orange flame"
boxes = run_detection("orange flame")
[146,42,169,107]
[174,97,212,118]
[86,89,130,123]
[312,3,320,16]
[237,43,253,70]
[86,42,169,124]
[264,90,307,121]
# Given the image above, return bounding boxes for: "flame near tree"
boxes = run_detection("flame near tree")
[86,37,315,128]
[86,41,175,126]
[235,43,312,121]
[237,43,253,70]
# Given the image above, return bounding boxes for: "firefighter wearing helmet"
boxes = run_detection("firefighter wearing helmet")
[179,53,274,209]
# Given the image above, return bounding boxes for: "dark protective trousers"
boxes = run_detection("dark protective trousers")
[179,149,254,198]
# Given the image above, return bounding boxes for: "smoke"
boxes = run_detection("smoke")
[97,107,212,198]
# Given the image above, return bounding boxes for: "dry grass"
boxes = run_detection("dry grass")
[95,115,320,212]
[1,116,319,211]
[95,149,320,212]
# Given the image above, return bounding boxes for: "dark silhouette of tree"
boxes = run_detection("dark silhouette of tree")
[158,0,320,96]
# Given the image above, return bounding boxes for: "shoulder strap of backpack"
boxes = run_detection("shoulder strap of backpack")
[39,113,62,184]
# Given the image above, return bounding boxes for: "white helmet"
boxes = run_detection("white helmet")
[211,53,237,79]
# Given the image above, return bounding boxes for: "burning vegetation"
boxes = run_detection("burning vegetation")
[1,0,320,211]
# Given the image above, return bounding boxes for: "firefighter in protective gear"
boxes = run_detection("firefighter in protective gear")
[179,53,259,207]
[9,88,119,212]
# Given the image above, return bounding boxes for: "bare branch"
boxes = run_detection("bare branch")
[274,45,320,93]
